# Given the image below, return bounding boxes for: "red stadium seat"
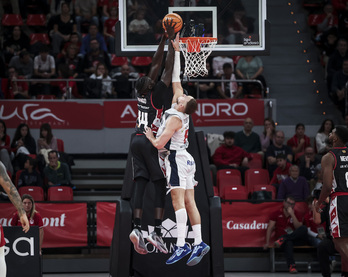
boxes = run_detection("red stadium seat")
[131,56,152,66]
[216,169,242,198]
[2,14,23,26]
[18,186,45,201]
[251,184,276,200]
[244,169,270,193]
[223,185,248,200]
[248,153,263,169]
[47,186,73,201]
[307,14,325,26]
[56,139,65,152]
[111,54,128,67]
[26,14,46,26]
[30,33,50,45]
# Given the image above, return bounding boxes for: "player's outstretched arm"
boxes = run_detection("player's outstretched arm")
[171,33,183,104]
[0,162,29,233]
[160,21,176,87]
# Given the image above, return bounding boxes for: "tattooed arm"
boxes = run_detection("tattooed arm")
[0,162,29,233]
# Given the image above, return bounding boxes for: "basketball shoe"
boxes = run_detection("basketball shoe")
[186,242,210,266]
[274,237,285,248]
[129,229,148,255]
[289,264,297,274]
[147,231,168,254]
[166,244,191,265]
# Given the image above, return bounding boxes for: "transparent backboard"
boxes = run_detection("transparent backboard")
[116,0,269,56]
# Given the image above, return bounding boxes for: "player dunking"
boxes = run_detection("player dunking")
[144,33,210,266]
[129,21,176,255]
[0,161,30,276]
[315,126,348,277]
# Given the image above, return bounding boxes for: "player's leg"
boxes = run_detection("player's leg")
[0,246,6,277]
[333,238,348,273]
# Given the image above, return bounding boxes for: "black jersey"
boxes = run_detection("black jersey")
[330,147,348,193]
[135,81,167,135]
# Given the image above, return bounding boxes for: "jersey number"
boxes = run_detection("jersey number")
[138,111,148,127]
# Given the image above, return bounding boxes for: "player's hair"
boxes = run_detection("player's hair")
[21,194,37,220]
[184,98,197,115]
[135,76,153,95]
[223,131,235,139]
[334,126,348,144]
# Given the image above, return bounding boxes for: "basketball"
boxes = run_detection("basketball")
[162,13,183,33]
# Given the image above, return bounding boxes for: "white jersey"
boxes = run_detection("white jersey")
[157,104,190,151]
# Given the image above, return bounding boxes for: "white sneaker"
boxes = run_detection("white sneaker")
[129,229,148,255]
[147,231,168,254]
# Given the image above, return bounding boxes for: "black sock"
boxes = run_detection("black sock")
[134,218,141,231]
[154,219,162,236]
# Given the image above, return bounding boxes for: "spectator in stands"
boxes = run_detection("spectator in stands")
[265,130,293,178]
[299,147,321,191]
[235,55,267,96]
[11,123,36,171]
[60,32,81,58]
[128,8,154,45]
[212,56,234,78]
[317,4,338,36]
[11,194,44,253]
[263,196,308,274]
[0,0,20,19]
[44,150,71,188]
[82,39,111,75]
[74,0,99,33]
[3,26,30,64]
[193,60,218,99]
[225,8,249,44]
[216,63,243,99]
[2,67,29,99]
[49,2,77,56]
[17,156,43,188]
[9,50,33,79]
[304,196,326,248]
[51,63,80,99]
[315,119,335,154]
[56,44,83,79]
[49,0,73,17]
[113,64,135,99]
[30,45,56,97]
[0,120,13,176]
[37,123,58,154]
[327,38,348,94]
[234,117,262,154]
[260,117,276,152]
[320,30,338,67]
[331,58,348,116]
[89,62,114,98]
[277,165,310,201]
[103,6,118,54]
[212,131,252,182]
[287,123,311,158]
[269,153,291,192]
[80,23,108,57]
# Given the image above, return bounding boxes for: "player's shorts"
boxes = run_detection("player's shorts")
[165,149,197,190]
[130,134,165,181]
[330,192,348,238]
[0,225,4,247]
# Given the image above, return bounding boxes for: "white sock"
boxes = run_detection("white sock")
[192,224,202,245]
[0,246,6,277]
[175,208,187,247]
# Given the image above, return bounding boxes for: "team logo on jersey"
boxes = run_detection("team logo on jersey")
[340,156,348,162]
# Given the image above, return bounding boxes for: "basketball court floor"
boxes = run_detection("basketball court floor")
[42,273,340,277]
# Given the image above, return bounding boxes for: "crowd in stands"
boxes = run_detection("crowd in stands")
[0,120,73,200]
[0,0,267,100]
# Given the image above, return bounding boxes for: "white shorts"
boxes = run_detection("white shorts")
[165,150,197,190]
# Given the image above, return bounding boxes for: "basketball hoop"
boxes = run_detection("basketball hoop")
[179,37,217,78]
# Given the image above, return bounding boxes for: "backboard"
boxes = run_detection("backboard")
[116,0,269,56]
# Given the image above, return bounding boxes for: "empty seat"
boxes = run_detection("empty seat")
[2,14,23,26]
[30,33,50,45]
[251,184,276,200]
[56,138,65,152]
[223,185,248,200]
[47,186,73,201]
[131,56,152,66]
[26,14,46,26]
[111,54,128,67]
[18,186,45,201]
[244,169,270,193]
[248,157,263,169]
[216,169,242,198]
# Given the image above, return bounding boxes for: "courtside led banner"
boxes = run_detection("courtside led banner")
[1,99,264,129]
[0,203,88,248]
[96,202,117,247]
[222,201,308,247]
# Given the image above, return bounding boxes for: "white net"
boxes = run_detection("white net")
[179,37,217,78]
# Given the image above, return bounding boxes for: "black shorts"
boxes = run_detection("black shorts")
[130,134,165,181]
[330,194,348,238]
